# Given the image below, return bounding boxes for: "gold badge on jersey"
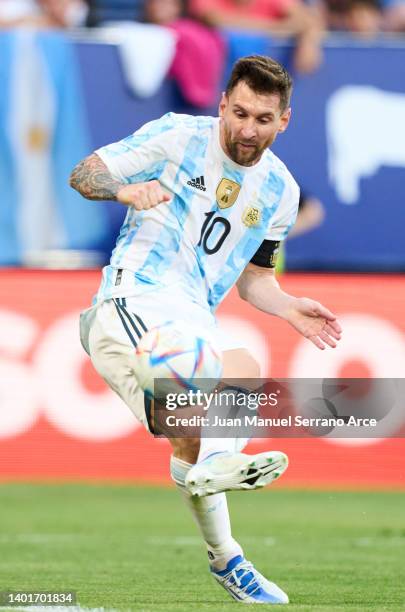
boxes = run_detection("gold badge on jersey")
[242,206,261,227]
[216,178,241,209]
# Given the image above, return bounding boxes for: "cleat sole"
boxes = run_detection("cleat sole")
[185,451,289,497]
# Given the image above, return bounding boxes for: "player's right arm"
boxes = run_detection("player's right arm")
[69,153,170,211]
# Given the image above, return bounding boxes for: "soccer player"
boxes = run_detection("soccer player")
[70,55,341,604]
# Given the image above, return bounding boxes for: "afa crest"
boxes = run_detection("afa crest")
[242,206,261,227]
[216,178,241,209]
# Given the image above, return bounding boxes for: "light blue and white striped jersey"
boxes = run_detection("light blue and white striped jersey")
[95,112,299,314]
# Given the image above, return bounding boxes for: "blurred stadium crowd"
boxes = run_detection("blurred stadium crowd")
[1,0,405,70]
[2,0,405,35]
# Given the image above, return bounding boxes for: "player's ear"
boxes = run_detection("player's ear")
[278,107,291,133]
[219,92,228,118]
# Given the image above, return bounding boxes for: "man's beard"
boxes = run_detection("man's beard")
[224,128,265,166]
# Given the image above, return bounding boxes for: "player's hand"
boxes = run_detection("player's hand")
[117,180,171,211]
[284,297,342,350]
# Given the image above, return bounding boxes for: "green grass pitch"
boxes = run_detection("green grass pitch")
[0,485,404,611]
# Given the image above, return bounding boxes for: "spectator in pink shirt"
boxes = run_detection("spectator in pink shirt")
[144,0,226,108]
[189,0,324,73]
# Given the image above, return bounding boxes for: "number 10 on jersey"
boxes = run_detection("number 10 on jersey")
[198,212,231,255]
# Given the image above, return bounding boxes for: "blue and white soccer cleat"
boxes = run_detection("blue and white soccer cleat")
[185,451,288,497]
[211,555,289,604]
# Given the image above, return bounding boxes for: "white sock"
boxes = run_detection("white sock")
[170,455,243,570]
[197,436,249,462]
[198,387,254,462]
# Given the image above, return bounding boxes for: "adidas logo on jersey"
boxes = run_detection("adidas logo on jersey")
[187,176,206,191]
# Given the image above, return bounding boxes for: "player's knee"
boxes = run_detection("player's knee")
[222,349,261,378]
[247,356,260,378]
[170,437,200,464]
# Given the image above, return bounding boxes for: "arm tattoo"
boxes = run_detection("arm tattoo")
[69,153,123,201]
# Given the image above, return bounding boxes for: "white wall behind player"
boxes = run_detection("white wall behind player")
[326,86,405,204]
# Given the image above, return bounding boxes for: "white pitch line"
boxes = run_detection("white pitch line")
[147,535,201,546]
[147,535,276,546]
[0,534,84,544]
[354,536,405,547]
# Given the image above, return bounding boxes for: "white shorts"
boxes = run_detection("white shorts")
[79,297,244,433]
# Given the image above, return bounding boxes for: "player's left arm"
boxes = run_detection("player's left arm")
[236,263,342,350]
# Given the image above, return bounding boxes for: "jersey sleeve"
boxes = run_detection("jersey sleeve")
[95,113,178,184]
[265,174,300,241]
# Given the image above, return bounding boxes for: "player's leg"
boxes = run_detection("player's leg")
[168,389,241,575]
[83,302,287,500]
[82,306,247,592]
[171,453,288,604]
[184,348,288,497]
[166,348,260,462]
[169,347,287,498]
[170,453,243,570]
[168,418,243,574]
[81,299,154,430]
[169,348,288,604]
[81,304,287,602]
[197,348,259,461]
[172,348,289,603]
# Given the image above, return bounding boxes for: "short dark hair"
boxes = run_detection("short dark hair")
[225,55,293,112]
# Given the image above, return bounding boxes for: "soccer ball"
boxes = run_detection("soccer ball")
[133,320,223,397]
